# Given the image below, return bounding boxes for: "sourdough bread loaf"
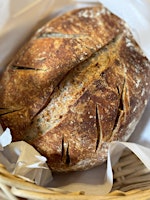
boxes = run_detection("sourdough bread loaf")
[0,5,150,172]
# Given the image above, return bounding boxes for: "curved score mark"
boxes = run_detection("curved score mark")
[0,107,23,116]
[112,79,125,133]
[11,65,47,71]
[95,104,102,151]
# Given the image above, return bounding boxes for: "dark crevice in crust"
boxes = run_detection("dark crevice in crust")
[66,143,70,165]
[112,79,125,132]
[61,136,64,160]
[95,104,102,151]
[37,32,89,39]
[0,108,23,116]
[31,93,53,121]
[118,78,125,111]
[116,85,121,95]
[112,110,122,134]
[61,137,70,166]
[11,65,47,71]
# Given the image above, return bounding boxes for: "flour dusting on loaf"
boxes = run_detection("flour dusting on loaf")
[0,5,150,172]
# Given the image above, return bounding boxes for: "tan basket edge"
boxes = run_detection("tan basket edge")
[0,149,150,199]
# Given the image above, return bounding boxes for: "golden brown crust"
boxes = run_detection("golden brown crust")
[0,5,125,140]
[0,5,150,172]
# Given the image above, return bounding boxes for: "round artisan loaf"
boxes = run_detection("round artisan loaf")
[0,5,150,172]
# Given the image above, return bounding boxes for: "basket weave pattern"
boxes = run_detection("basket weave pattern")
[0,149,150,200]
[113,150,150,192]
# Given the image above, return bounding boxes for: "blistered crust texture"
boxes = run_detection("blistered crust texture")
[0,5,150,172]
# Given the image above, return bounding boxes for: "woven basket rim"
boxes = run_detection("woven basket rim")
[0,149,150,199]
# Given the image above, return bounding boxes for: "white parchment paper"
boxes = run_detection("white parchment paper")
[0,0,150,195]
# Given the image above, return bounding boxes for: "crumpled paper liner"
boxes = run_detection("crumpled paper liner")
[0,0,150,196]
[0,127,52,187]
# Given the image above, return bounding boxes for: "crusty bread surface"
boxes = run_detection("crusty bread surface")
[0,5,150,172]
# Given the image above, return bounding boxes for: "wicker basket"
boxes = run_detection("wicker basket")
[0,149,150,200]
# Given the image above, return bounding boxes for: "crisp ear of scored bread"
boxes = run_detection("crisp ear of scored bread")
[0,4,150,172]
